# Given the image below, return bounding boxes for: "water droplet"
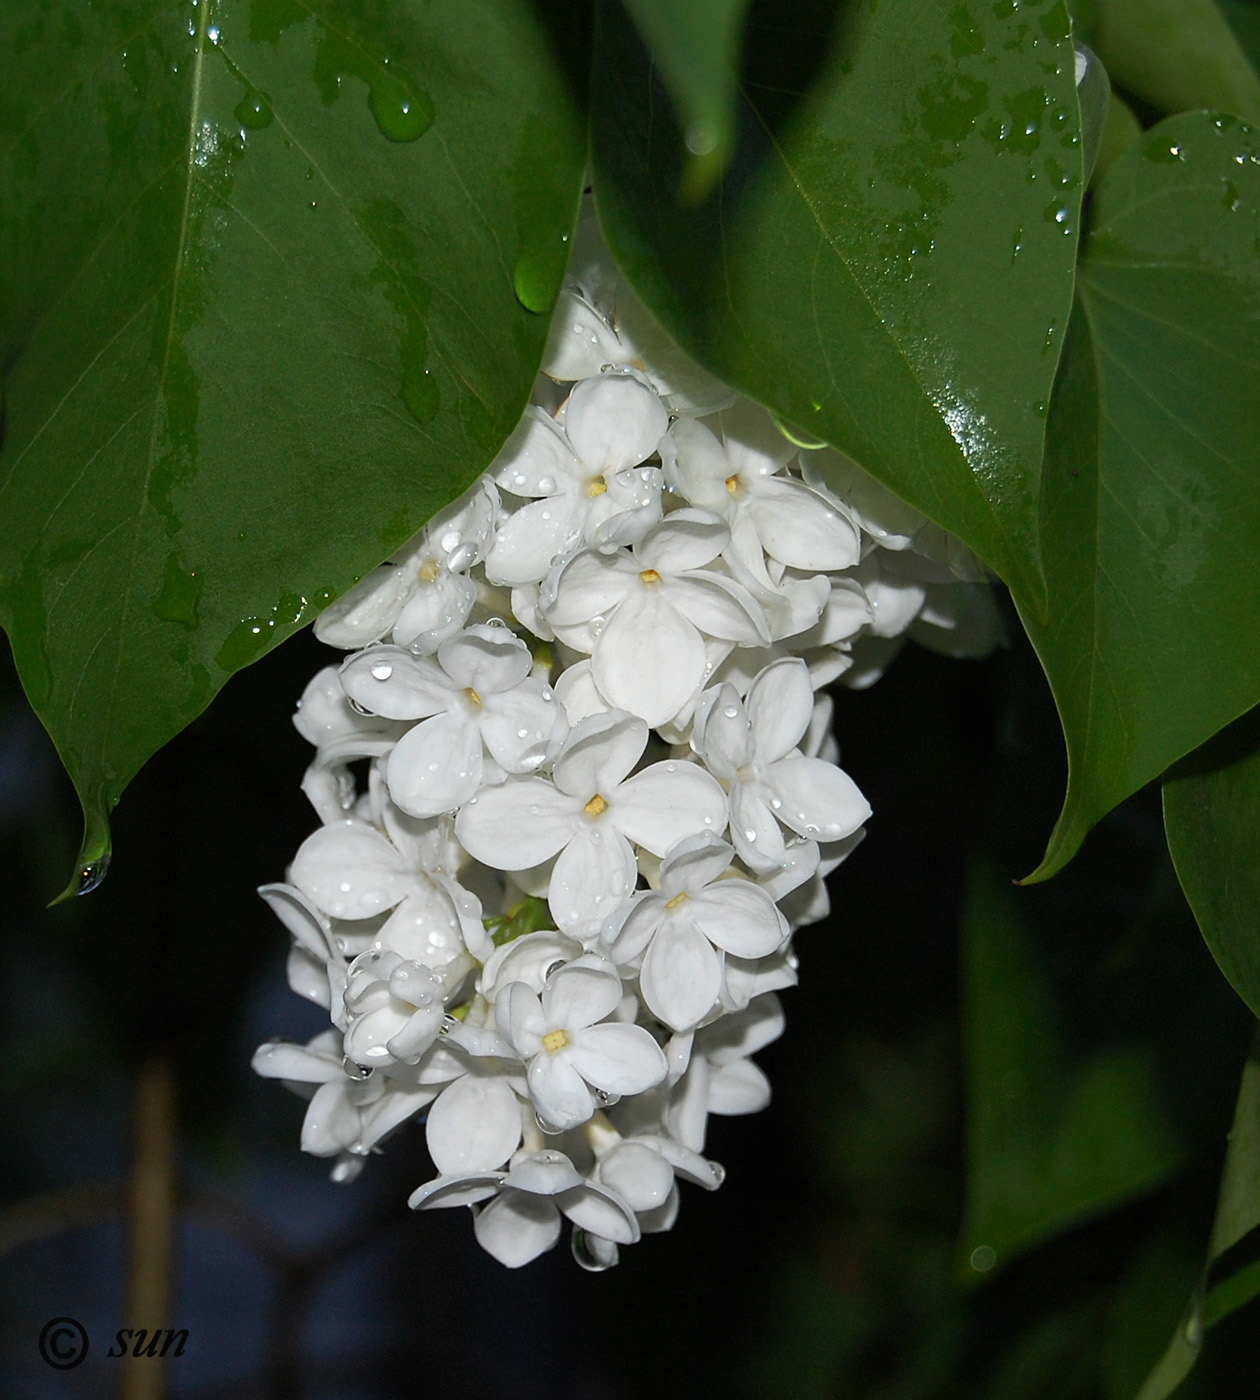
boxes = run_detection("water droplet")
[970,1245,996,1272]
[722,705,739,719]
[342,1058,374,1081]
[590,615,606,637]
[368,70,434,142]
[402,368,439,425]
[537,476,556,494]
[370,661,393,681]
[77,854,110,896]
[571,1228,615,1272]
[447,542,477,572]
[234,88,273,130]
[706,1159,726,1186]
[593,1088,621,1107]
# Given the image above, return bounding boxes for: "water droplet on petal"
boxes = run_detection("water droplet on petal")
[370,662,393,681]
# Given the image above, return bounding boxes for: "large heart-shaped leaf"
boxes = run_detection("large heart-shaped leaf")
[1163,707,1260,1020]
[1019,112,1260,879]
[590,0,1082,606]
[0,0,585,891]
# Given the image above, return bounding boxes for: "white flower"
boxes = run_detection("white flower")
[665,403,861,579]
[496,955,668,1131]
[339,626,567,818]
[341,950,449,1070]
[483,374,669,585]
[692,658,870,873]
[612,835,788,1032]
[542,510,769,727]
[456,710,728,933]
[313,480,498,650]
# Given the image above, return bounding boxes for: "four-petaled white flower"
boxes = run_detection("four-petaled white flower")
[484,373,669,586]
[339,625,566,819]
[692,657,871,873]
[496,955,668,1132]
[543,509,769,727]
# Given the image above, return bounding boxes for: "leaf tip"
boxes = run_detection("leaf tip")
[50,806,113,906]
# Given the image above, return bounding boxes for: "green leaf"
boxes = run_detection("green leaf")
[1163,707,1260,1020]
[960,857,1185,1273]
[0,0,585,892]
[1017,112,1260,879]
[1092,0,1260,123]
[1135,1031,1260,1400]
[618,0,752,199]
[591,0,1083,606]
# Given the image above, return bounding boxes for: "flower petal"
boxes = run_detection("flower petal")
[426,1074,522,1175]
[688,880,787,957]
[552,710,647,799]
[548,824,637,934]
[557,1181,640,1245]
[473,1189,562,1267]
[746,658,814,765]
[290,820,420,921]
[614,762,728,855]
[339,647,453,721]
[455,778,579,870]
[564,372,668,475]
[542,954,624,1030]
[437,625,533,694]
[640,922,723,1031]
[386,709,484,819]
[593,587,705,728]
[751,475,861,571]
[571,1022,669,1093]
[635,508,728,573]
[529,1052,596,1131]
[765,755,871,842]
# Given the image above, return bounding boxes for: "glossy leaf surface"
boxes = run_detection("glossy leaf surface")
[591,0,1082,605]
[1163,707,1260,1020]
[619,0,751,198]
[0,0,585,887]
[1019,112,1260,879]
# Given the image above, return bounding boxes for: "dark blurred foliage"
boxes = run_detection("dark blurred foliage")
[1,603,1258,1399]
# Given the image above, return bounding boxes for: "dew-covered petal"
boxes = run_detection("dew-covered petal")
[480,679,566,774]
[496,980,548,1059]
[708,1058,772,1115]
[659,833,734,899]
[437,625,533,695]
[593,587,705,728]
[701,992,787,1065]
[614,762,728,856]
[692,684,754,778]
[492,405,580,496]
[765,755,871,842]
[548,824,637,934]
[558,1181,641,1245]
[595,1142,676,1213]
[564,372,668,475]
[484,495,586,587]
[480,931,583,1001]
[251,1039,340,1083]
[340,647,453,721]
[542,290,626,381]
[503,1149,585,1196]
[543,548,639,629]
[666,417,736,511]
[473,1189,562,1268]
[259,882,334,963]
[529,1052,596,1131]
[386,709,484,819]
[300,1082,360,1156]
[688,880,787,957]
[729,780,788,873]
[541,954,624,1031]
[314,565,412,649]
[571,1021,670,1093]
[552,710,647,799]
[392,571,476,651]
[426,1074,522,1175]
[635,507,729,574]
[408,1171,504,1210]
[290,820,421,921]
[746,658,814,766]
[752,475,861,571]
[455,777,579,870]
[664,572,769,645]
[640,922,723,1032]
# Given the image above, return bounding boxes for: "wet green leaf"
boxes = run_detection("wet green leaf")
[0,0,585,891]
[1135,1032,1260,1400]
[1092,0,1260,122]
[1018,112,1260,880]
[960,858,1185,1273]
[619,0,752,199]
[1163,707,1260,1020]
[591,0,1082,606]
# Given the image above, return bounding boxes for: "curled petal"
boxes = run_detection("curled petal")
[473,1189,562,1268]
[529,1052,596,1132]
[765,755,871,842]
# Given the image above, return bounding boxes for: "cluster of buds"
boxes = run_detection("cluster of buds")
[254,214,998,1268]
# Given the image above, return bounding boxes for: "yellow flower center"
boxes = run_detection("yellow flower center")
[639,568,662,585]
[464,687,482,708]
[725,475,740,494]
[542,1029,570,1053]
[587,477,608,497]
[584,793,608,818]
[665,891,688,909]
[417,558,440,583]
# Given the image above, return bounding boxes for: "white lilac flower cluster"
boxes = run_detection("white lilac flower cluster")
[253,214,999,1270]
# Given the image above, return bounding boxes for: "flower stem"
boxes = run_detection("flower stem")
[122,1052,177,1400]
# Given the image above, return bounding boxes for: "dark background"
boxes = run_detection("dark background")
[2,603,1258,1399]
